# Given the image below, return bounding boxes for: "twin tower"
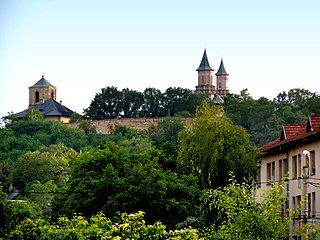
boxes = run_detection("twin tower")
[195,49,229,99]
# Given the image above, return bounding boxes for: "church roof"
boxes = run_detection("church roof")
[30,75,55,88]
[216,59,229,76]
[213,94,224,105]
[196,49,214,71]
[15,99,73,118]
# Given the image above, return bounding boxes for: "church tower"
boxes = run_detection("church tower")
[215,59,229,97]
[195,49,215,97]
[29,75,57,108]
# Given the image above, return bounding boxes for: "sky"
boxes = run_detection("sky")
[1,0,320,117]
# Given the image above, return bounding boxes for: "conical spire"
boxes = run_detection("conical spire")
[196,49,214,71]
[216,59,229,76]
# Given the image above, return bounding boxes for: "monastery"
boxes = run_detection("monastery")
[15,49,229,124]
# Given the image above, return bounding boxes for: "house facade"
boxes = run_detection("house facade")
[257,115,320,233]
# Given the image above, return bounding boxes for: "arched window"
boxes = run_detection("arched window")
[51,91,54,99]
[35,91,40,103]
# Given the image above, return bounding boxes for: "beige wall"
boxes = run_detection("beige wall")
[66,117,193,134]
[45,116,71,123]
[257,140,320,231]
[29,86,56,108]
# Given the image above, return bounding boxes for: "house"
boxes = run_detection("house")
[15,75,73,123]
[257,115,320,232]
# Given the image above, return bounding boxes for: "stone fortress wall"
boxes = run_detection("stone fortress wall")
[66,117,193,134]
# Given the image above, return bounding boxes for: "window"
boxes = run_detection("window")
[292,195,302,217]
[292,196,296,212]
[267,161,275,182]
[296,195,302,217]
[35,91,40,103]
[279,159,282,181]
[292,155,297,179]
[312,192,316,217]
[298,154,302,178]
[257,166,261,188]
[51,91,54,99]
[310,150,316,175]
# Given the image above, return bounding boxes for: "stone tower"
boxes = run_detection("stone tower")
[29,75,57,108]
[195,49,215,97]
[215,59,229,97]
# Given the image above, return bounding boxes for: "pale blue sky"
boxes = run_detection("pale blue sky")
[1,0,320,117]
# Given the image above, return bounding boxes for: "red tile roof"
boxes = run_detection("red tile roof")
[258,114,320,153]
[281,124,306,140]
[309,115,320,131]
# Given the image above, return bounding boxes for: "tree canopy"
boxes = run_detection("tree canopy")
[178,102,260,189]
[84,86,209,119]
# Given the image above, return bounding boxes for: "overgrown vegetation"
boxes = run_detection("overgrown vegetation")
[1,87,320,238]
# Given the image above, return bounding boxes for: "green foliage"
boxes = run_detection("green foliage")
[23,109,44,121]
[8,211,202,239]
[0,184,40,238]
[178,102,260,189]
[147,117,185,148]
[25,180,58,219]
[52,142,202,229]
[69,112,85,123]
[11,144,75,192]
[224,88,320,147]
[201,179,291,239]
[84,86,209,120]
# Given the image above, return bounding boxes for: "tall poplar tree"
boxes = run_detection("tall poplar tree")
[177,102,260,189]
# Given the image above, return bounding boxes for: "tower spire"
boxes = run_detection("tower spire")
[196,49,214,71]
[195,49,215,97]
[215,58,229,97]
[216,59,229,76]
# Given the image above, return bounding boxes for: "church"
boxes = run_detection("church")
[15,49,229,123]
[15,75,73,123]
[195,49,229,103]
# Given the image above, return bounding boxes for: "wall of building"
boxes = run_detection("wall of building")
[256,140,320,234]
[66,117,193,134]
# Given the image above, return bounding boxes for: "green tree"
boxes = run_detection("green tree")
[201,180,291,239]
[121,88,144,118]
[11,144,75,192]
[52,142,201,229]
[23,109,44,121]
[142,87,165,117]
[178,102,260,189]
[8,211,202,239]
[147,117,185,148]
[84,86,123,119]
[163,87,193,116]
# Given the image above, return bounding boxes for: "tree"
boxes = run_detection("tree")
[163,87,193,116]
[84,86,123,119]
[23,109,44,121]
[142,87,165,117]
[52,142,202,229]
[201,180,291,239]
[146,117,185,148]
[178,102,260,189]
[11,144,75,192]
[8,211,202,239]
[121,88,144,118]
